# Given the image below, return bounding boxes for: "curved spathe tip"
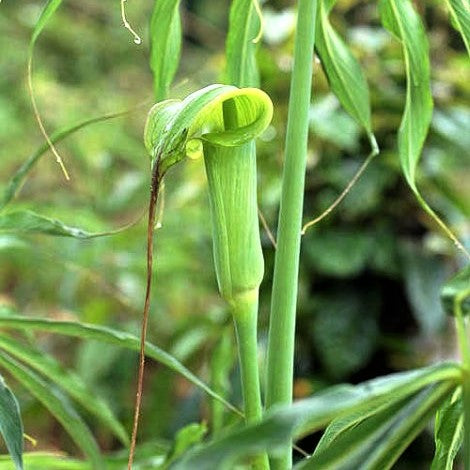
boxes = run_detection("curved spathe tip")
[144,84,273,174]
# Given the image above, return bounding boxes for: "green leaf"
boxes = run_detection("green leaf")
[27,0,73,181]
[225,0,261,87]
[0,111,132,210]
[150,0,182,101]
[0,313,241,418]
[431,389,463,470]
[0,442,170,469]
[170,363,461,469]
[301,0,378,236]
[0,354,102,469]
[359,382,453,469]
[29,0,62,52]
[0,335,128,446]
[441,265,470,317]
[292,363,460,437]
[0,374,23,470]
[379,0,469,257]
[0,453,90,470]
[379,0,433,191]
[0,211,131,239]
[316,0,374,143]
[299,396,410,468]
[443,0,470,55]
[296,382,453,469]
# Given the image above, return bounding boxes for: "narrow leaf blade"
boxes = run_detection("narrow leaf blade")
[297,396,409,468]
[0,354,102,468]
[150,0,182,101]
[29,0,63,50]
[170,363,461,469]
[379,0,433,190]
[0,374,23,470]
[1,110,131,210]
[225,0,260,87]
[0,211,131,239]
[0,313,241,417]
[361,382,453,469]
[431,389,463,470]
[378,0,469,256]
[316,0,373,138]
[444,0,470,55]
[296,382,453,469]
[0,336,128,446]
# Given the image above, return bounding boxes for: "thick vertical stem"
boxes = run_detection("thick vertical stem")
[203,99,269,468]
[265,1,317,469]
[232,290,269,470]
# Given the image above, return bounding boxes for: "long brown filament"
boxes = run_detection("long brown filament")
[127,156,161,469]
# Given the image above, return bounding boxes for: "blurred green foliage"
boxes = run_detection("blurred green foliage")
[0,0,469,466]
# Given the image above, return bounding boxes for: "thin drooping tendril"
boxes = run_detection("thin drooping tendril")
[258,208,277,249]
[302,149,377,235]
[27,56,70,180]
[120,0,142,45]
[414,191,470,261]
[127,156,161,469]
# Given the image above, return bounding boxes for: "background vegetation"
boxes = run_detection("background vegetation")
[0,0,469,467]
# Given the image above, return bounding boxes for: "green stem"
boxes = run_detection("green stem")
[455,295,470,470]
[232,290,269,470]
[265,1,317,468]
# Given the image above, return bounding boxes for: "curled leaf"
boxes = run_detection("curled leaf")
[145,85,272,301]
[144,84,273,173]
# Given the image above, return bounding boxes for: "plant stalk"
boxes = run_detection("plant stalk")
[202,96,270,468]
[265,0,318,468]
[232,290,269,470]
